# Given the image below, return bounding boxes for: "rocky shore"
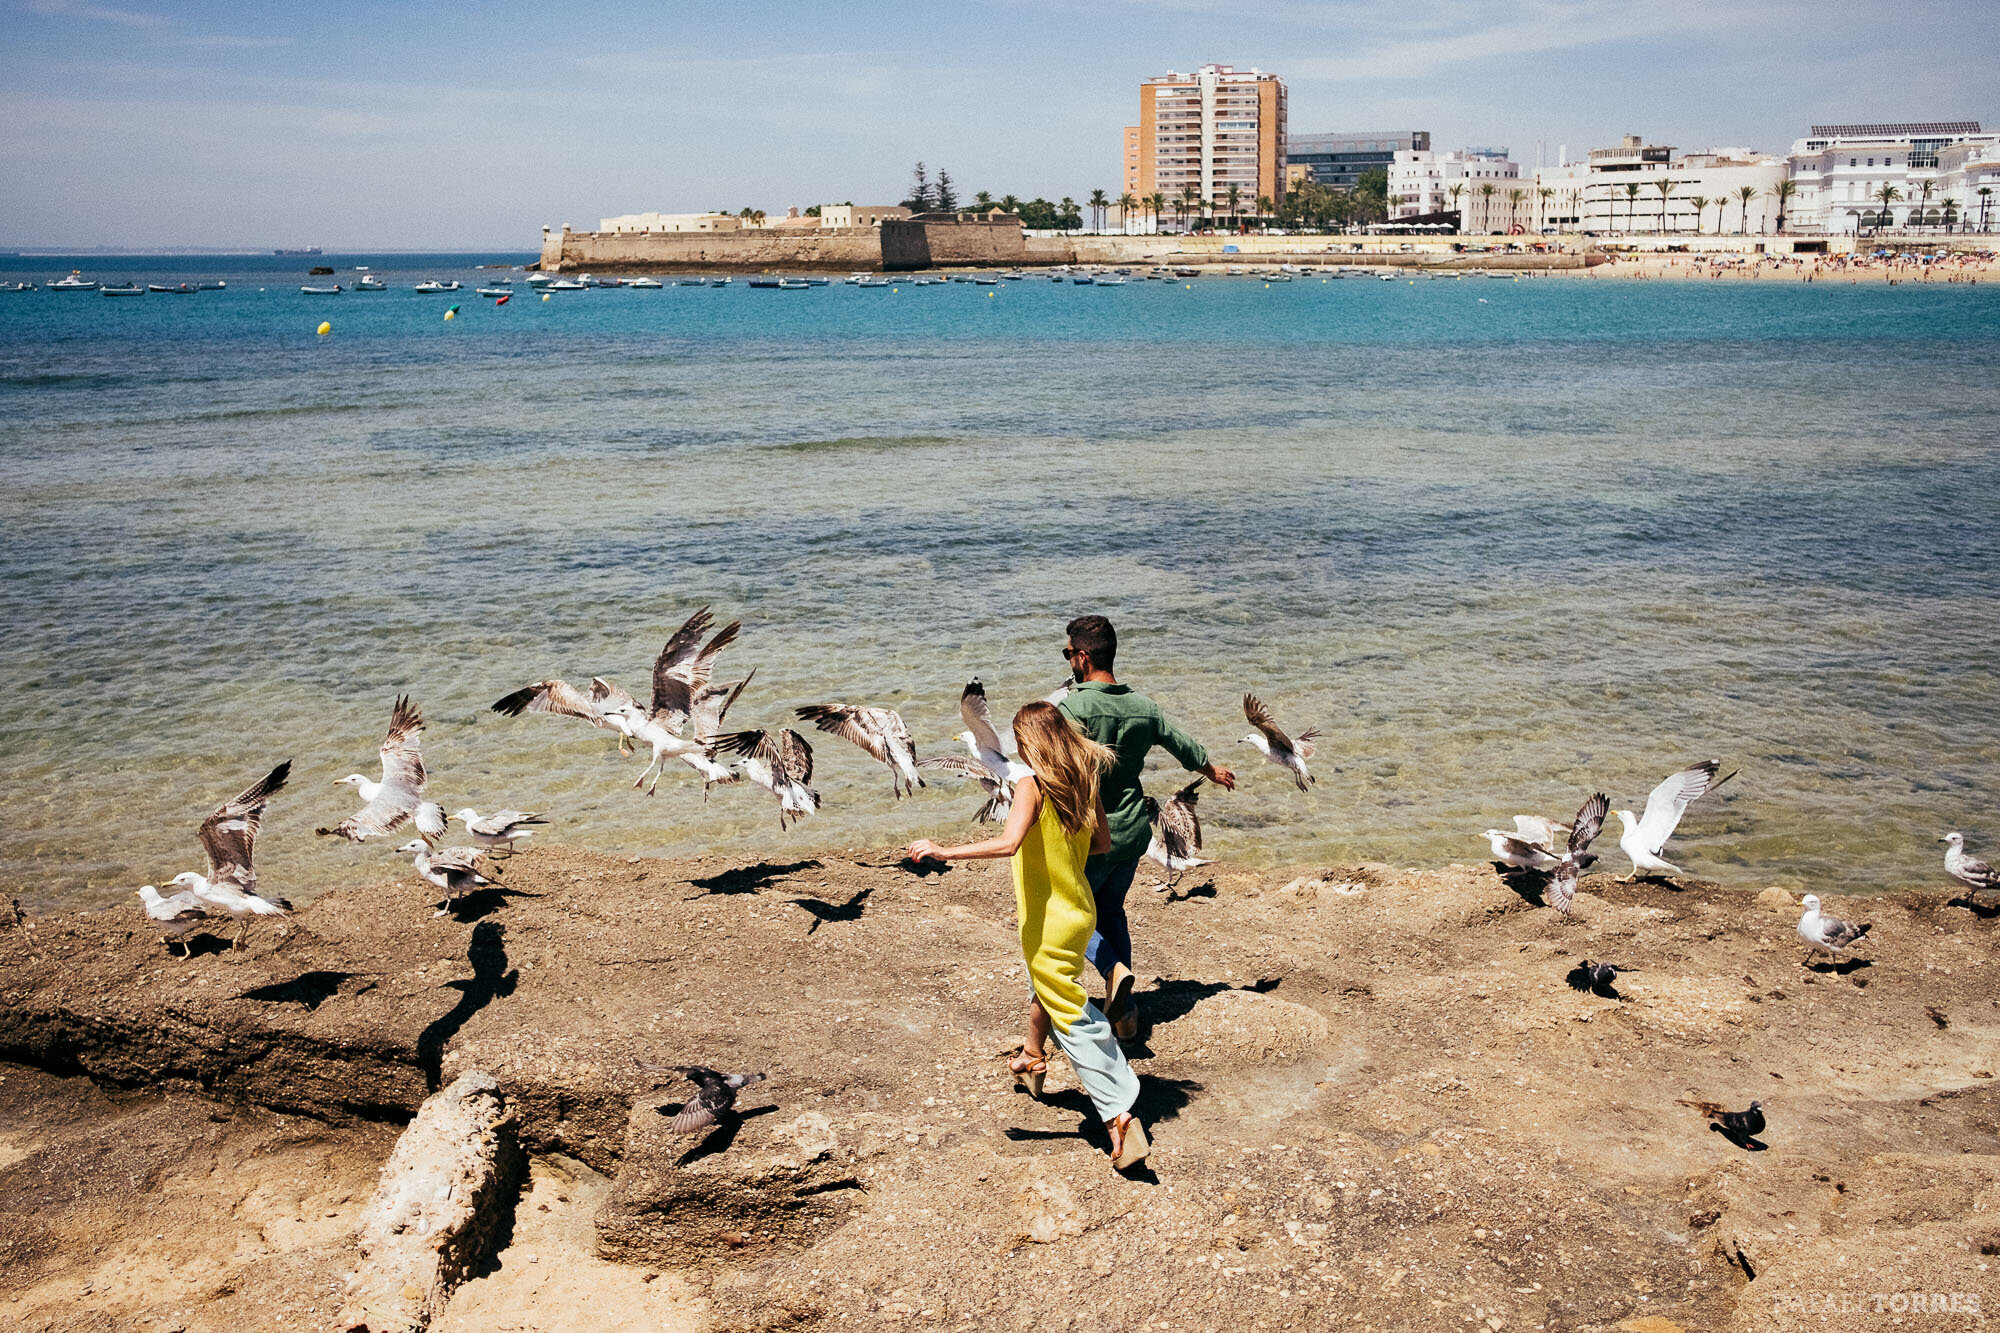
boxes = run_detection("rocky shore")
[3,848,1995,1331]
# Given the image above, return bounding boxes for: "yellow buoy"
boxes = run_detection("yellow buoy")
[987,291,994,297]
[1184,283,1190,289]
[444,309,456,320]
[315,321,331,336]
[542,293,551,302]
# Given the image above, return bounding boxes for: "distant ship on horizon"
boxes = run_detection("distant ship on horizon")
[274,246,323,256]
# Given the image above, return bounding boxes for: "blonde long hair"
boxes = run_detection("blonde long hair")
[1012,702,1111,835]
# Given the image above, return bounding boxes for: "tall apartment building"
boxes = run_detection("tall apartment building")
[1133,64,1287,214]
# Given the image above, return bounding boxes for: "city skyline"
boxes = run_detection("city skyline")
[4,0,1996,248]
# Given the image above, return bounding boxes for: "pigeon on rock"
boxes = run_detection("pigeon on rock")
[634,1060,768,1134]
[1678,1098,1766,1140]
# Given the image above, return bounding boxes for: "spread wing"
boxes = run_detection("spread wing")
[427,846,487,875]
[1548,857,1578,915]
[672,1090,725,1134]
[691,671,754,740]
[796,703,895,763]
[651,610,739,728]
[1242,694,1293,752]
[1636,761,1734,847]
[1159,777,1205,858]
[960,680,1007,756]
[1490,833,1549,862]
[1568,793,1610,856]
[467,810,544,836]
[1512,815,1570,850]
[198,760,291,890]
[777,728,815,786]
[326,696,430,841]
[916,753,1001,788]
[491,678,618,730]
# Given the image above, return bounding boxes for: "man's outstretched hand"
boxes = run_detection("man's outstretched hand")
[1202,762,1237,791]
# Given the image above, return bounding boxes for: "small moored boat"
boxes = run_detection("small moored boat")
[413,280,461,293]
[300,284,343,294]
[148,283,197,294]
[625,276,663,289]
[0,281,36,293]
[100,283,145,296]
[354,276,387,291]
[51,274,98,291]
[475,285,513,297]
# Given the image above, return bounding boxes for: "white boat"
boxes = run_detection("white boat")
[51,274,98,291]
[148,283,197,294]
[1094,276,1127,286]
[300,284,343,294]
[525,273,554,287]
[671,277,707,286]
[544,279,587,291]
[354,276,387,291]
[475,285,513,297]
[100,283,145,296]
[709,277,732,287]
[626,276,663,288]
[196,280,226,290]
[855,277,891,288]
[413,280,461,293]
[776,278,811,289]
[1070,274,1095,285]
[0,281,36,293]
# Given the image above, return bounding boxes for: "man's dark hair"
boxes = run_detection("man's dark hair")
[1066,615,1116,669]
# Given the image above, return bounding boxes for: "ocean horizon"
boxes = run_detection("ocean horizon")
[2,253,1996,912]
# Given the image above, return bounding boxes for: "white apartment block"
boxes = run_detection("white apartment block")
[1785,122,1998,233]
[1529,137,1788,235]
[1389,149,1520,228]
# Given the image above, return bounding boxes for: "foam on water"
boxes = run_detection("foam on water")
[2,254,1997,910]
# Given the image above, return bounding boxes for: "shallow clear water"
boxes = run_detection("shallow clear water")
[3,253,1997,911]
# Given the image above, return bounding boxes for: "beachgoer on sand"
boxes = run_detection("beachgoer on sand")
[907,703,1150,1168]
[1057,615,1235,1038]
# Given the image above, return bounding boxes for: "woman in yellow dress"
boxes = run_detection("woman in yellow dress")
[908,702,1149,1169]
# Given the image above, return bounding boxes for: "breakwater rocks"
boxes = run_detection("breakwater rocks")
[3,847,1997,1331]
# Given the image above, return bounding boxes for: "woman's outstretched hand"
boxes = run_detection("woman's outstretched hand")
[906,839,947,864]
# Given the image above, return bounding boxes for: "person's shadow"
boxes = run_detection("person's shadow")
[416,921,516,1089]
[1001,1077,1200,1181]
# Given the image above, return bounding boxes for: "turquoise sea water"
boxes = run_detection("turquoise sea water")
[2,253,1997,911]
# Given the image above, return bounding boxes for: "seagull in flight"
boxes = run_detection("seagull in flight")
[1797,893,1870,964]
[1240,694,1318,791]
[1143,777,1209,884]
[1547,792,1610,917]
[608,610,745,795]
[1614,760,1736,881]
[398,840,496,917]
[1942,832,1999,896]
[135,884,211,955]
[490,676,641,754]
[165,760,295,949]
[713,727,820,830]
[914,753,1012,823]
[633,1061,768,1134]
[452,808,548,856]
[796,702,923,797]
[957,679,1032,783]
[319,696,447,843]
[1482,814,1580,871]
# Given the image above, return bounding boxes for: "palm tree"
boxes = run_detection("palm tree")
[1060,197,1079,233]
[1537,186,1554,233]
[1255,195,1273,230]
[1981,186,1994,233]
[1447,183,1465,230]
[1178,184,1198,232]
[1685,195,1709,235]
[1478,182,1497,233]
[1942,198,1959,233]
[999,194,1021,216]
[1771,179,1798,235]
[1507,187,1525,234]
[972,190,994,211]
[1226,183,1243,230]
[1146,191,1166,233]
[1088,188,1108,233]
[1736,185,1760,235]
[1116,191,1136,233]
[1873,183,1902,233]
[1622,181,1641,234]
[1915,179,1935,233]
[1654,178,1676,233]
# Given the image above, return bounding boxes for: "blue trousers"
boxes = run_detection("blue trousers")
[1084,853,1141,981]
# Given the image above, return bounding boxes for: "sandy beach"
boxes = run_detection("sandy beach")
[4,844,1995,1332]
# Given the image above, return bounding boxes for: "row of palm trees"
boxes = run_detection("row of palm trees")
[1435,179,1802,236]
[966,182,1278,233]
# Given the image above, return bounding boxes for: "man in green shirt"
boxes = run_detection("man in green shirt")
[1057,615,1234,1037]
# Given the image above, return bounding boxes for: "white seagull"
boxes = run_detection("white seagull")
[609,609,743,795]
[398,839,495,916]
[796,701,923,797]
[452,808,548,855]
[1144,777,1209,884]
[714,727,820,830]
[165,760,295,949]
[1240,693,1318,791]
[1614,760,1737,882]
[1547,792,1610,917]
[135,884,211,955]
[1797,893,1871,964]
[319,695,447,843]
[1942,832,2000,896]
[957,679,1032,782]
[915,753,1012,823]
[1481,814,1576,871]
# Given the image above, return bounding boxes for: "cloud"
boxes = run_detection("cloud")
[21,0,168,26]
[182,34,295,49]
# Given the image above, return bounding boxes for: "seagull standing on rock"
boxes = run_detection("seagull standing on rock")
[1942,833,1999,897]
[135,884,211,955]
[1797,893,1871,965]
[1615,760,1736,881]
[1547,793,1610,917]
[1240,694,1318,791]
[1482,815,1572,872]
[319,695,447,843]
[398,840,496,916]
[165,760,295,949]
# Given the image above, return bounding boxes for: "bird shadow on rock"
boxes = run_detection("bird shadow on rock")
[789,886,873,935]
[672,1105,778,1167]
[236,970,361,1011]
[178,932,235,959]
[1562,965,1623,1000]
[1712,1125,1769,1152]
[1163,878,1217,904]
[444,884,542,923]
[1135,976,1283,1032]
[1948,894,2000,919]
[1494,866,1550,906]
[1805,957,1873,976]
[417,921,517,1090]
[687,859,823,897]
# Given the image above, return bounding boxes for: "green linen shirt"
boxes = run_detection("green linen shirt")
[1058,681,1210,865]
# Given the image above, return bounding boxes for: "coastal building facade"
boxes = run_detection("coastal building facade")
[1387,148,1516,224]
[1291,131,1431,191]
[1785,122,1996,233]
[599,211,742,234]
[1134,64,1288,216]
[1527,136,1788,235]
[816,204,913,229]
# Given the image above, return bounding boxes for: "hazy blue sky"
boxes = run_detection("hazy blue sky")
[5,0,1995,248]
